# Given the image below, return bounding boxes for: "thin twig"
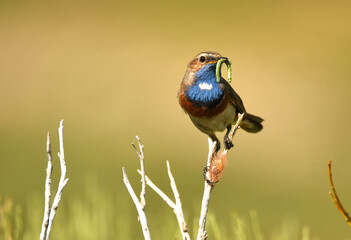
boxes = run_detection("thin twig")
[122,168,152,240]
[137,170,176,208]
[45,120,69,240]
[225,113,245,154]
[328,160,351,226]
[123,136,152,240]
[132,136,146,208]
[167,161,191,240]
[39,133,53,240]
[197,113,244,240]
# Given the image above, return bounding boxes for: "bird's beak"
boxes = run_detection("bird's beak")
[208,57,228,64]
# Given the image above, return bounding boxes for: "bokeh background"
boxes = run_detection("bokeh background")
[1,0,351,239]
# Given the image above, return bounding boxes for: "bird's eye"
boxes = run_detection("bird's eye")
[199,56,206,62]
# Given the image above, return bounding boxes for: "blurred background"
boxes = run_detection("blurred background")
[1,0,351,239]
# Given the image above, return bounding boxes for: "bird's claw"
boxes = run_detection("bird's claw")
[224,136,234,150]
[203,166,218,186]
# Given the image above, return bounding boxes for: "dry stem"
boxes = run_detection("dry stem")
[39,133,53,240]
[132,136,146,208]
[45,120,69,240]
[328,160,351,226]
[197,139,217,240]
[39,120,69,240]
[122,136,152,240]
[122,168,152,240]
[225,113,245,154]
[197,113,245,240]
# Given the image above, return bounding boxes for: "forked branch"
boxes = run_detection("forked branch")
[40,120,69,240]
[124,113,245,240]
[122,137,152,240]
[137,161,191,240]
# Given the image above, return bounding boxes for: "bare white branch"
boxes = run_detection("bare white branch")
[125,114,244,240]
[122,168,152,240]
[39,133,53,240]
[137,169,176,209]
[45,119,69,240]
[197,113,245,240]
[197,139,216,240]
[166,161,191,240]
[132,136,146,208]
[123,136,152,240]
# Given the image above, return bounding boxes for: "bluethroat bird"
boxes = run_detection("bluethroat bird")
[178,51,263,152]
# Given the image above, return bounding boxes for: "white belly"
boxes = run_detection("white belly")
[189,103,237,132]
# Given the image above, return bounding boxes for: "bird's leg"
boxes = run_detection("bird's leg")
[209,134,220,152]
[224,125,234,150]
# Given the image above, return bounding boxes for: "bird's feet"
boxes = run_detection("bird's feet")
[203,166,218,186]
[224,135,234,150]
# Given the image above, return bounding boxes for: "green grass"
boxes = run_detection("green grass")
[0,197,23,240]
[0,181,323,240]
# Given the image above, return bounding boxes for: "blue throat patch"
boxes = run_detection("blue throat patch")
[185,64,224,108]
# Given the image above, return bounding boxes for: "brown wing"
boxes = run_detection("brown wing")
[220,78,246,113]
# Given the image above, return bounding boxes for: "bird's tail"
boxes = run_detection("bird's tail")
[240,113,264,133]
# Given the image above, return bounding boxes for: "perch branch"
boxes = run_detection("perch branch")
[225,113,245,154]
[138,161,191,240]
[197,139,217,240]
[123,136,152,240]
[328,160,351,226]
[45,120,69,240]
[39,133,53,240]
[197,113,244,240]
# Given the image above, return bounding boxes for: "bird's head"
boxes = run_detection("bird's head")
[181,51,229,87]
[187,51,228,73]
